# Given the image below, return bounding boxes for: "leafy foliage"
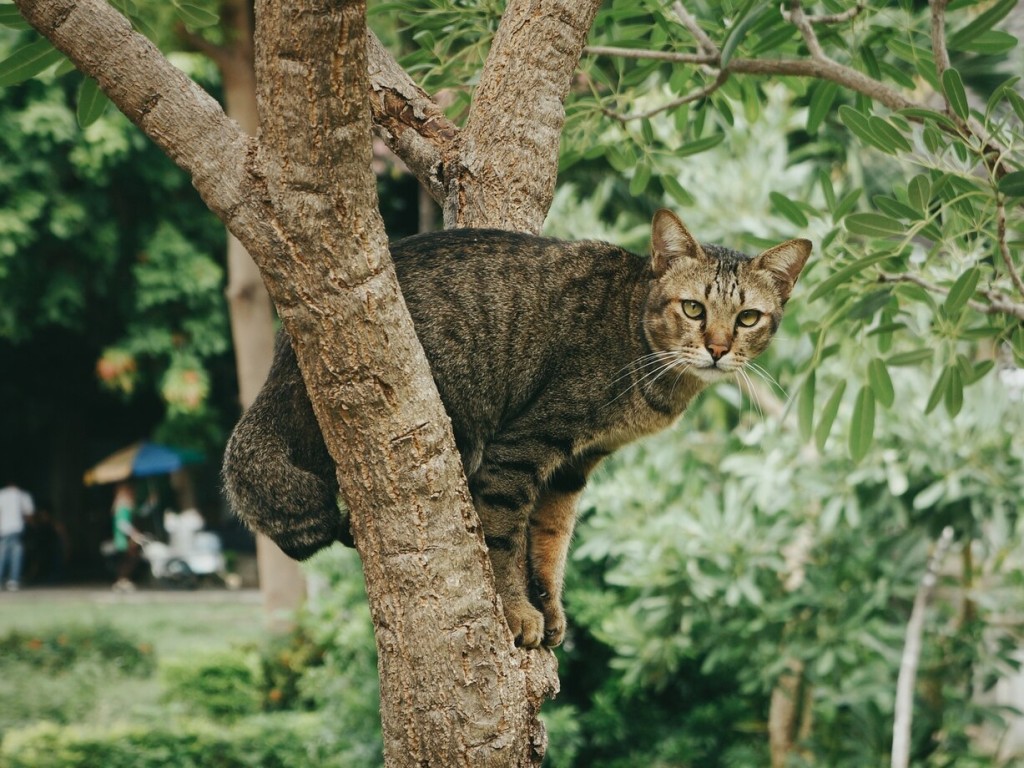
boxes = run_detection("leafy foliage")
[0,26,229,440]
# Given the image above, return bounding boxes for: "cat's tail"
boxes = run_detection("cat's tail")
[221,333,352,560]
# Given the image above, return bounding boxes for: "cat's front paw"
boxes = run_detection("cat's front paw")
[503,597,545,649]
[541,603,566,648]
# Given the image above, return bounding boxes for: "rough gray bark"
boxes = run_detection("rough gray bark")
[13,0,599,763]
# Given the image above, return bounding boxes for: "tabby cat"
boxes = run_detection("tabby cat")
[222,210,811,648]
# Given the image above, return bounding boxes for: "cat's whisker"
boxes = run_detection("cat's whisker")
[668,363,694,401]
[746,361,791,406]
[737,368,766,431]
[604,353,685,409]
[610,351,679,387]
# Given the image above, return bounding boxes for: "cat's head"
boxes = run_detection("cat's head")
[643,209,811,384]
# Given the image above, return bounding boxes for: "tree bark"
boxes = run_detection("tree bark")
[14,0,598,762]
[450,0,601,232]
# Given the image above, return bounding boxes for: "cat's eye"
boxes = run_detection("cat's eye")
[737,309,762,327]
[682,300,705,319]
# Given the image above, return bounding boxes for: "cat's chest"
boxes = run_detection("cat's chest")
[580,399,682,455]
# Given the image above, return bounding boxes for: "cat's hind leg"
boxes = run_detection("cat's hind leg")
[222,332,351,559]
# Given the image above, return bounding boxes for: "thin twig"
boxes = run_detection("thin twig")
[877,272,1024,322]
[671,1,719,57]
[930,0,952,79]
[997,200,1024,298]
[582,44,714,65]
[892,526,955,768]
[602,70,727,123]
[786,1,825,59]
[798,2,867,25]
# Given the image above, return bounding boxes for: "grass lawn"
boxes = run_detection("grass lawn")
[0,587,269,737]
[1,587,267,657]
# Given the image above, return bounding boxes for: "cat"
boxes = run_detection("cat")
[222,209,811,649]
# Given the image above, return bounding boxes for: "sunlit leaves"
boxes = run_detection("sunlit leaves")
[0,37,65,87]
[941,68,970,121]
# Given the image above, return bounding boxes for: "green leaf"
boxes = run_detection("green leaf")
[662,175,694,207]
[941,68,969,121]
[173,1,219,27]
[925,366,950,415]
[769,192,809,227]
[807,252,894,303]
[945,364,963,417]
[676,134,725,157]
[908,174,931,213]
[868,358,895,408]
[887,349,934,367]
[849,386,876,462]
[0,5,31,29]
[818,169,836,212]
[997,171,1024,199]
[966,359,995,385]
[807,81,838,134]
[0,37,65,87]
[629,164,651,196]
[798,371,815,442]
[867,116,913,154]
[944,266,980,315]
[844,213,905,238]
[839,105,885,151]
[720,1,768,68]
[947,0,1018,50]
[952,29,1017,55]
[831,189,861,220]
[873,195,919,222]
[76,77,109,128]
[815,380,846,452]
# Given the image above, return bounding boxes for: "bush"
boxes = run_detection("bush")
[0,624,155,676]
[161,653,262,721]
[0,715,335,768]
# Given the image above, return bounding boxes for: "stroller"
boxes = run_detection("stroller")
[126,509,234,589]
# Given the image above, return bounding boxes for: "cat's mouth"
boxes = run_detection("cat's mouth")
[691,360,739,382]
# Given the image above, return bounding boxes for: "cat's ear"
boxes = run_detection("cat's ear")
[651,209,703,276]
[752,238,812,303]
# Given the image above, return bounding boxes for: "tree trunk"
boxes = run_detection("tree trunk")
[212,0,307,629]
[14,0,597,762]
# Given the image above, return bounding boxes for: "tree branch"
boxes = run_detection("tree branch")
[998,200,1024,299]
[456,0,603,232]
[892,526,955,768]
[877,272,1024,322]
[582,49,917,116]
[671,1,718,58]
[366,31,456,205]
[601,70,728,123]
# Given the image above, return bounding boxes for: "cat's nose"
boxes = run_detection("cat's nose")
[706,342,729,361]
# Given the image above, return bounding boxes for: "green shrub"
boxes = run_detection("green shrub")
[0,624,155,675]
[161,653,262,720]
[260,627,326,712]
[0,715,336,768]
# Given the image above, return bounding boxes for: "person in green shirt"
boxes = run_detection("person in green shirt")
[111,482,141,591]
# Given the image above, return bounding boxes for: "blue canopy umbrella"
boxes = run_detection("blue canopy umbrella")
[83,442,204,485]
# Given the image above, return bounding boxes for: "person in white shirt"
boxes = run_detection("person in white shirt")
[0,478,35,591]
